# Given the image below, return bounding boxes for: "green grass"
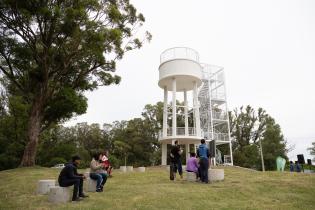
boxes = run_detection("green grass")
[0,166,314,210]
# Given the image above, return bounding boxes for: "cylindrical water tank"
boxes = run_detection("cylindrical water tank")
[158,47,202,91]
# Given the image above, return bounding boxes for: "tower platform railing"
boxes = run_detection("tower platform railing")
[160,47,199,64]
[158,127,198,139]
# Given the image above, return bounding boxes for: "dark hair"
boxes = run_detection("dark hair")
[72,155,81,162]
[92,153,100,160]
[174,140,178,145]
[190,152,196,157]
[290,161,293,164]
[201,139,205,144]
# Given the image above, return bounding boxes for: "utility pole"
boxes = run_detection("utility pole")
[259,138,265,172]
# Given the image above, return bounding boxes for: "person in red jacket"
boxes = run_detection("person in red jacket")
[100,150,113,177]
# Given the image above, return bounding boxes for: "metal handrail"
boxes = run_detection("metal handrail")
[159,127,197,138]
[160,47,199,64]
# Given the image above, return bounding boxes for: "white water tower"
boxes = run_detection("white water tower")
[158,47,204,165]
[158,47,234,166]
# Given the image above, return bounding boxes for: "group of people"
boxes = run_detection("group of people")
[58,151,113,202]
[170,139,210,184]
[289,161,303,172]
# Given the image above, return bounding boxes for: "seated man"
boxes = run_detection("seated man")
[186,152,199,179]
[58,155,88,202]
[90,153,108,192]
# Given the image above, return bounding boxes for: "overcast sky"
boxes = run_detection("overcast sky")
[66,0,315,161]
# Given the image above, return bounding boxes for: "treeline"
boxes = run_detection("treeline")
[0,101,163,170]
[0,96,288,171]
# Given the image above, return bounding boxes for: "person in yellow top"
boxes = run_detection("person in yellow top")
[90,153,108,192]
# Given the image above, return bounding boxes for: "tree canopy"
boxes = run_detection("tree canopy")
[308,142,315,161]
[0,0,151,166]
[229,105,288,170]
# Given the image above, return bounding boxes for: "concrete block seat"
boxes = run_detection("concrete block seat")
[136,167,145,172]
[126,166,133,172]
[86,177,97,192]
[48,186,71,203]
[84,172,98,192]
[208,169,224,182]
[120,166,127,173]
[37,179,56,195]
[186,171,197,182]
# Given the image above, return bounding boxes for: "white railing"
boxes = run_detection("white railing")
[159,127,197,138]
[160,47,199,64]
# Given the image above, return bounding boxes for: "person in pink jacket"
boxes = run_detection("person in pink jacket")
[186,152,199,179]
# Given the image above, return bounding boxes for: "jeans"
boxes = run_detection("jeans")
[171,159,183,175]
[90,173,107,189]
[199,158,209,183]
[59,178,83,200]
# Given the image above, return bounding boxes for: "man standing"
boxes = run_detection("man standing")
[58,155,88,202]
[197,139,210,183]
[170,140,183,180]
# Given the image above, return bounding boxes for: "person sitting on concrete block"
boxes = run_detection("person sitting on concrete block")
[90,153,108,192]
[58,155,88,202]
[186,152,199,180]
[100,150,113,177]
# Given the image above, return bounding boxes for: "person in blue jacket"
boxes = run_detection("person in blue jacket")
[289,161,294,172]
[197,139,210,183]
[58,155,88,202]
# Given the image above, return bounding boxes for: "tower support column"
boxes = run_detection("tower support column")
[184,90,188,136]
[172,78,177,137]
[161,143,167,165]
[193,81,201,136]
[185,144,190,163]
[163,87,168,137]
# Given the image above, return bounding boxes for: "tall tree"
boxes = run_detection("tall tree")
[308,142,315,161]
[229,105,288,170]
[0,0,151,166]
[260,117,287,170]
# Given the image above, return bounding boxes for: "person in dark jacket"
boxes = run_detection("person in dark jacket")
[289,161,295,172]
[170,140,183,180]
[197,139,210,183]
[58,155,88,202]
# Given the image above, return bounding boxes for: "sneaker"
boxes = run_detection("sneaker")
[96,188,102,192]
[79,194,89,198]
[72,197,83,202]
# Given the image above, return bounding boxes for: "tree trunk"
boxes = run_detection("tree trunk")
[20,98,43,167]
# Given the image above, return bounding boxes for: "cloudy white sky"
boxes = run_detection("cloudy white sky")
[66,0,315,162]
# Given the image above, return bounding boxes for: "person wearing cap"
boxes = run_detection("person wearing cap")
[58,155,88,202]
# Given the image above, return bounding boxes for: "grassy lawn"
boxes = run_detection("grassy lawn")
[0,166,314,210]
